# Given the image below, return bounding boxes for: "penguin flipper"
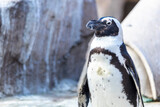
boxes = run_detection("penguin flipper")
[128,67,144,107]
[120,44,144,107]
[78,75,90,107]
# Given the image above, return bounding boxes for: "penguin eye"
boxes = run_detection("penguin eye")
[106,21,112,25]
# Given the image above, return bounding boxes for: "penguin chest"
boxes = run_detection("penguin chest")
[87,53,133,107]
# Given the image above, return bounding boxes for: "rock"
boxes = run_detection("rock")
[0,0,97,96]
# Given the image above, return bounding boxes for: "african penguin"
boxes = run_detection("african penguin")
[78,16,144,107]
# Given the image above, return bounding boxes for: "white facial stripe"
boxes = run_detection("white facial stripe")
[102,18,111,22]
[101,17,123,36]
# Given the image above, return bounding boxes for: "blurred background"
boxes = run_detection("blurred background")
[0,0,160,106]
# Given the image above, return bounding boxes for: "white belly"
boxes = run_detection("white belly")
[87,53,133,107]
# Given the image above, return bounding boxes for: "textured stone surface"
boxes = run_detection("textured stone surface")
[0,0,97,96]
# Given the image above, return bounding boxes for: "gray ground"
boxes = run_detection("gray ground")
[0,80,159,107]
[0,92,159,107]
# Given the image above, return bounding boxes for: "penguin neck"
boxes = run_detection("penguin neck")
[90,34,123,50]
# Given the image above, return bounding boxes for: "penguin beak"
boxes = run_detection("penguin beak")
[86,20,106,31]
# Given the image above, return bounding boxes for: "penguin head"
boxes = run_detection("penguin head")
[86,16,123,37]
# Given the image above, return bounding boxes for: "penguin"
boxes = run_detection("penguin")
[78,16,144,107]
